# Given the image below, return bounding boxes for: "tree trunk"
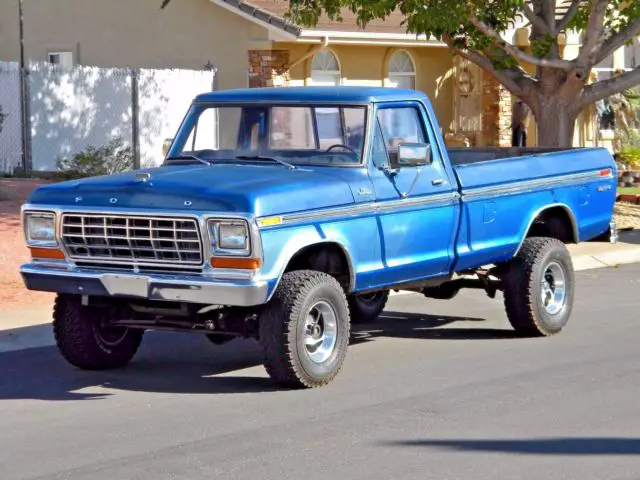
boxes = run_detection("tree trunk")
[530,96,579,148]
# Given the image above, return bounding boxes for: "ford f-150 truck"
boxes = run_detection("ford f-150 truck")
[20,87,617,388]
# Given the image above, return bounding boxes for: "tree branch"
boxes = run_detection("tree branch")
[468,14,574,70]
[442,33,530,97]
[576,67,640,110]
[523,3,553,36]
[592,17,640,67]
[556,0,581,33]
[576,0,608,67]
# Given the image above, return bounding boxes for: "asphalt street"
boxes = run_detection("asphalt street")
[1,264,639,480]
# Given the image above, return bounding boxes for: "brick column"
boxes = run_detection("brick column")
[248,50,290,87]
[482,75,512,147]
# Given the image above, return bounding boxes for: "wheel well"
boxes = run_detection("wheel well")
[526,206,577,244]
[284,243,352,291]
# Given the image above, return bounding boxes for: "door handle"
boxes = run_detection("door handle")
[432,178,444,186]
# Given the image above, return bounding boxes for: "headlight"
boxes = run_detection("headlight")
[208,220,250,256]
[24,212,57,247]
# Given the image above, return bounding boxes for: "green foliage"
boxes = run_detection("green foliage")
[530,35,555,59]
[55,137,134,180]
[617,130,640,170]
[287,0,639,69]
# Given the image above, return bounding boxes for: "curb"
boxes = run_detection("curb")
[571,247,640,272]
[388,244,640,297]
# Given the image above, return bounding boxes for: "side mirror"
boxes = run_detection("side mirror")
[395,143,432,168]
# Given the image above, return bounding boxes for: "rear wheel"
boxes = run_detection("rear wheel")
[259,270,350,388]
[53,294,143,370]
[502,238,574,337]
[348,291,389,324]
[205,334,234,345]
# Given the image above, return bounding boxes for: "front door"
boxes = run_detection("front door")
[368,102,458,287]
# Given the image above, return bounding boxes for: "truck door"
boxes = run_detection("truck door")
[368,101,458,286]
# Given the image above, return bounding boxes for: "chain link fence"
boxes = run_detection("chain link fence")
[0,62,23,174]
[0,61,215,174]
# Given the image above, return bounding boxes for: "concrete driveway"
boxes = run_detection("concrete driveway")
[0,264,639,479]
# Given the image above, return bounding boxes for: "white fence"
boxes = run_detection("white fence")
[0,61,215,173]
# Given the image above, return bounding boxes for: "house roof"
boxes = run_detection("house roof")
[236,0,410,34]
[213,0,443,44]
[194,86,427,103]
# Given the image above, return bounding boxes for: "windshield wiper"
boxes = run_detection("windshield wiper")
[165,154,211,166]
[235,154,296,170]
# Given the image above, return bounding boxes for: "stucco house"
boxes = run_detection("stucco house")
[0,0,637,150]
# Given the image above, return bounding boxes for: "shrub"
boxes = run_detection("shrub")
[55,137,134,180]
[616,128,640,170]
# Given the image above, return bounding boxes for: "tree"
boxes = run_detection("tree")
[161,0,640,147]
[291,0,640,147]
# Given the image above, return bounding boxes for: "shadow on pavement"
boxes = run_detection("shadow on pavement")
[618,230,640,245]
[351,311,519,344]
[0,333,275,401]
[0,310,518,401]
[382,437,640,455]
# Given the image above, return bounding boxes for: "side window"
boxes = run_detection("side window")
[370,120,389,169]
[377,107,427,154]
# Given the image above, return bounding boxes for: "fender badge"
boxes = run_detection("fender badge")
[184,201,193,207]
[75,196,83,203]
[135,172,151,182]
[110,198,118,204]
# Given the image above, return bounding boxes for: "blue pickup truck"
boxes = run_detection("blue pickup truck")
[21,87,617,388]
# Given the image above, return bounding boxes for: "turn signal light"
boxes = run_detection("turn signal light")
[599,168,613,177]
[30,247,65,260]
[210,257,261,269]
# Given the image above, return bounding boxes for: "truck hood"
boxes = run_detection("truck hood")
[28,163,356,217]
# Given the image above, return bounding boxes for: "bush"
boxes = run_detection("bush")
[55,137,134,180]
[616,130,640,170]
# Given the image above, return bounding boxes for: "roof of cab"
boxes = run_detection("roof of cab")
[193,86,428,104]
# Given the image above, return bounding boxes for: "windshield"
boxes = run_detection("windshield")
[169,104,367,166]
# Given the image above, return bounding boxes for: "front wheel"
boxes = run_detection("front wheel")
[259,271,350,388]
[502,238,575,337]
[53,294,143,370]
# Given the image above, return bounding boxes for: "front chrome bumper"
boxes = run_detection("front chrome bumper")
[20,264,270,306]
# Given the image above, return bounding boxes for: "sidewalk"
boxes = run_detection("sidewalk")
[1,230,639,337]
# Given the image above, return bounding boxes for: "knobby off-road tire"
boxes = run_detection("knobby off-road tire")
[348,291,389,324]
[502,237,575,337]
[53,294,143,370]
[259,270,350,388]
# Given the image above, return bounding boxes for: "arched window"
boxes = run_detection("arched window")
[387,50,416,89]
[310,50,341,86]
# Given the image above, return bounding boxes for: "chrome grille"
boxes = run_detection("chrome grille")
[61,214,203,266]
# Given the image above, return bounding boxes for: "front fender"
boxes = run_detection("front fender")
[257,224,358,301]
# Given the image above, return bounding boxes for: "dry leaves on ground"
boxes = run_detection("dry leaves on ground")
[0,180,54,312]
[614,202,640,231]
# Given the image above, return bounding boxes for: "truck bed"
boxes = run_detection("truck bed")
[447,147,568,165]
[448,147,614,192]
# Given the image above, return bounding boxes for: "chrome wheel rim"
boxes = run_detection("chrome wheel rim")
[304,300,338,364]
[540,262,566,315]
